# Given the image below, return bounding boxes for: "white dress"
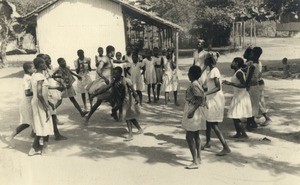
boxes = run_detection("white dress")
[227,69,252,119]
[74,57,92,93]
[163,59,179,92]
[127,62,145,91]
[246,62,260,117]
[31,73,54,136]
[19,74,33,126]
[205,67,225,122]
[143,58,157,85]
[182,81,206,131]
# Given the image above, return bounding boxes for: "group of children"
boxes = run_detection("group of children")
[5,44,180,154]
[182,40,272,169]
[5,42,272,171]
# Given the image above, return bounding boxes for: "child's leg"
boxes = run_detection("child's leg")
[232,119,241,137]
[186,131,198,168]
[85,99,102,124]
[147,84,151,102]
[10,124,30,138]
[69,97,86,117]
[202,121,211,149]
[81,93,87,110]
[88,93,93,110]
[124,120,133,141]
[52,115,67,141]
[136,90,142,105]
[165,92,169,105]
[173,91,179,106]
[55,99,62,109]
[247,116,257,130]
[131,119,143,134]
[210,122,231,156]
[157,84,161,100]
[29,136,42,156]
[42,136,49,154]
[194,130,201,163]
[152,84,156,101]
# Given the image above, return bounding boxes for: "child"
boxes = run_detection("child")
[182,65,206,169]
[5,62,35,147]
[95,47,104,68]
[53,58,88,117]
[143,50,157,103]
[162,48,179,106]
[125,51,145,105]
[93,66,143,141]
[113,52,126,76]
[201,52,231,156]
[223,57,252,138]
[152,47,164,101]
[43,54,67,140]
[85,45,115,124]
[245,47,261,130]
[74,49,93,111]
[122,45,133,64]
[29,57,56,156]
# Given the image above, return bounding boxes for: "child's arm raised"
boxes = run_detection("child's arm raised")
[69,69,82,80]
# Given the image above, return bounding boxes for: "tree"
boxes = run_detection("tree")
[0,0,20,68]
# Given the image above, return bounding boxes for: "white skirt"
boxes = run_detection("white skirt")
[205,91,225,122]
[182,102,206,131]
[227,90,252,119]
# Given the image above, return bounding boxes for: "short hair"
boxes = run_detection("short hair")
[205,52,217,66]
[113,66,123,74]
[77,49,84,56]
[33,57,45,69]
[23,62,32,73]
[57,57,65,64]
[153,47,159,51]
[243,47,252,59]
[233,57,246,68]
[188,65,202,80]
[282,57,288,62]
[98,47,103,50]
[106,45,115,54]
[116,52,122,56]
[252,47,262,60]
[36,53,45,59]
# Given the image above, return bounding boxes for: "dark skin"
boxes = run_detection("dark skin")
[96,51,114,85]
[223,61,248,138]
[95,48,103,67]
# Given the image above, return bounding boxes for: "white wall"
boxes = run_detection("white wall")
[36,0,126,69]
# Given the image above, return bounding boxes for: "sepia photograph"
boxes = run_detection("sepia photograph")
[0,0,299,184]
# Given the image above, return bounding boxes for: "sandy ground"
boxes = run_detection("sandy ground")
[1,37,300,185]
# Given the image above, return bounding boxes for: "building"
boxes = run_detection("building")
[22,0,182,67]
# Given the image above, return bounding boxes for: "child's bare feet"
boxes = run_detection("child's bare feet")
[28,148,42,156]
[81,110,89,117]
[124,135,133,141]
[5,136,15,148]
[216,147,231,156]
[136,129,143,135]
[201,143,211,150]
[185,162,198,169]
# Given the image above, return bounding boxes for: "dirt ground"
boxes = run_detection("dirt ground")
[1,37,300,185]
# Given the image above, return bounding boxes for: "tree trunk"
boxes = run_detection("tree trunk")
[0,39,8,68]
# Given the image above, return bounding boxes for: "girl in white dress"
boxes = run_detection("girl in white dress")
[202,52,231,156]
[143,50,157,103]
[182,65,206,169]
[125,51,145,105]
[162,48,179,106]
[74,49,92,111]
[223,57,252,138]
[29,57,62,156]
[152,47,164,100]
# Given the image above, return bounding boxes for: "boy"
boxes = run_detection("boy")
[6,62,35,147]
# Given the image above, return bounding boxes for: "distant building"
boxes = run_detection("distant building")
[22,0,181,67]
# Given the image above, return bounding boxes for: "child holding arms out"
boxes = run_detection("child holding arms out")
[53,58,88,117]
[223,57,252,138]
